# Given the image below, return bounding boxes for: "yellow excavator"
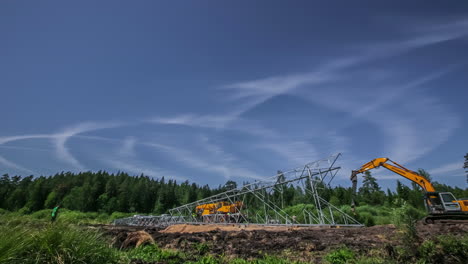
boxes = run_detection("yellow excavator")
[350,158,468,223]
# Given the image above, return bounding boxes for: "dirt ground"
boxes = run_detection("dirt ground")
[99,222,468,262]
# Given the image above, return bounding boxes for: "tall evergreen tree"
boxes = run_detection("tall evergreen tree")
[358,171,385,205]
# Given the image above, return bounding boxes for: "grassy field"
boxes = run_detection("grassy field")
[1,207,467,264]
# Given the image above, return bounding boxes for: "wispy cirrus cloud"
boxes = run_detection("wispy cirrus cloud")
[0,121,126,173]
[429,161,465,176]
[1,17,466,186]
[256,140,319,166]
[220,17,465,164]
[52,121,125,170]
[0,155,36,175]
[0,134,53,144]
[0,134,55,174]
[148,114,234,129]
[119,136,137,157]
[145,141,266,181]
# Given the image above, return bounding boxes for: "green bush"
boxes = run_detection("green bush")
[356,212,375,227]
[324,247,356,264]
[355,205,378,216]
[391,202,424,228]
[419,235,468,264]
[391,201,424,248]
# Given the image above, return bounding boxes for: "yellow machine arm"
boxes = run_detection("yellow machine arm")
[350,157,436,192]
[350,157,436,211]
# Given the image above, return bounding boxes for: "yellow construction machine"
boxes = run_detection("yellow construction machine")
[195,201,244,222]
[350,158,468,223]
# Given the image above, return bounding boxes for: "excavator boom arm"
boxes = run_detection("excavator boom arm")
[351,157,435,192]
[350,157,436,211]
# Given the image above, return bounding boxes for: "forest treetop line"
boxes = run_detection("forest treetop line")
[1,168,467,215]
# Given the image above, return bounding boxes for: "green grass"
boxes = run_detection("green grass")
[324,247,356,264]
[0,208,137,226]
[0,222,123,264]
[1,209,467,264]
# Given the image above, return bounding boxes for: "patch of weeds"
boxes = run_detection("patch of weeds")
[324,246,356,264]
[127,244,161,262]
[0,222,123,264]
[418,235,468,264]
[195,255,219,264]
[229,259,249,264]
[355,256,389,264]
[193,242,210,255]
[128,244,186,264]
[391,201,424,261]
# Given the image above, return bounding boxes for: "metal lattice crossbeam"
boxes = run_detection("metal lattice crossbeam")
[113,154,363,227]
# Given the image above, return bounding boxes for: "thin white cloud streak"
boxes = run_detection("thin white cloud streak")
[119,137,137,157]
[52,121,124,170]
[149,114,235,129]
[0,155,36,175]
[0,134,53,144]
[0,134,55,174]
[150,113,330,170]
[0,145,51,152]
[256,140,319,166]
[223,59,354,119]
[234,65,459,165]
[0,121,126,173]
[145,142,266,181]
[429,161,464,175]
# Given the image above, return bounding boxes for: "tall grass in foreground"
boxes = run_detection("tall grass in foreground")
[0,222,123,264]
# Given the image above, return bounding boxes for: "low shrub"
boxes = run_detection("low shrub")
[324,246,356,264]
[419,235,468,264]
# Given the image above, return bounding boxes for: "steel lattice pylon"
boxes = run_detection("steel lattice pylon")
[114,154,362,227]
[168,153,361,227]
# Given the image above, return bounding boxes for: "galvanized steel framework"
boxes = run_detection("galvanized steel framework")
[114,154,363,227]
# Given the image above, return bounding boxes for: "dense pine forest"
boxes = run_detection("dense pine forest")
[1,170,467,215]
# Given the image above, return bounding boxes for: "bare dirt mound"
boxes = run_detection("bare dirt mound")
[100,222,468,261]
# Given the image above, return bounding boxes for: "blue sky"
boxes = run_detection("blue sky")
[1,1,467,190]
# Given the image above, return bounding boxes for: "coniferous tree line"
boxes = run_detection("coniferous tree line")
[0,169,467,214]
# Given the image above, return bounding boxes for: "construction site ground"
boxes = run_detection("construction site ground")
[97,222,468,262]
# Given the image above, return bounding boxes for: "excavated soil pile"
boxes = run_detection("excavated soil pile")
[100,223,468,261]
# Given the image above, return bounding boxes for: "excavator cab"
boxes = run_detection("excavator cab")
[425,192,460,214]
[439,192,462,212]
